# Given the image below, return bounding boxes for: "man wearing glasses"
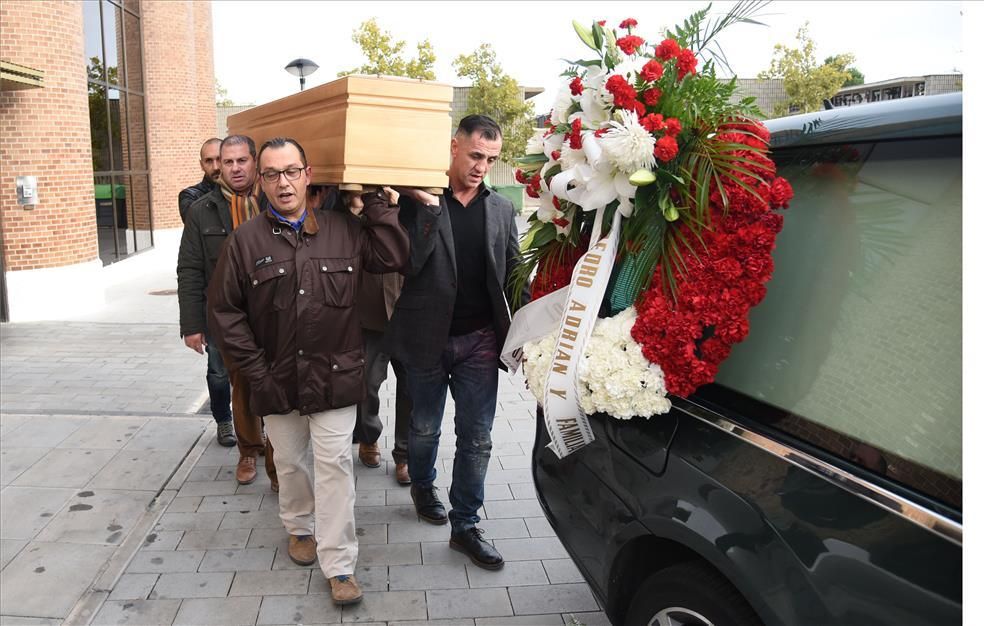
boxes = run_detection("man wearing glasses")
[178,135,277,489]
[207,137,409,605]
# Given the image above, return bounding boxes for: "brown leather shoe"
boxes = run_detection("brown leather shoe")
[236,455,257,485]
[328,574,363,605]
[288,534,317,566]
[358,442,381,468]
[394,462,411,486]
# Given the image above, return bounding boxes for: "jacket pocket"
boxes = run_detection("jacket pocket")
[327,345,366,409]
[202,226,228,263]
[248,261,293,311]
[316,257,358,307]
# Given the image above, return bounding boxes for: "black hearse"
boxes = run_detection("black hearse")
[532,93,962,626]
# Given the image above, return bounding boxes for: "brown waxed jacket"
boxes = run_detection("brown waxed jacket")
[206,194,409,417]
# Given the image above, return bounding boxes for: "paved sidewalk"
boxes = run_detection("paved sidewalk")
[0,228,612,625]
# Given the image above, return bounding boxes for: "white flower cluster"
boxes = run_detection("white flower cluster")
[523,308,672,420]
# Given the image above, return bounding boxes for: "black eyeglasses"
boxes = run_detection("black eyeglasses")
[260,167,304,183]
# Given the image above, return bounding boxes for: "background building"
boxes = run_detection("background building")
[0,0,216,322]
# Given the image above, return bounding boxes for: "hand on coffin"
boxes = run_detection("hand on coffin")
[392,187,439,208]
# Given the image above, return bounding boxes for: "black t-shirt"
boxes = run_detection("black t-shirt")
[446,187,493,336]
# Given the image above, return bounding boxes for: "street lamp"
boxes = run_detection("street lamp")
[285,58,319,91]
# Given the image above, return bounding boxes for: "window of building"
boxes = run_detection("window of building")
[84,0,151,265]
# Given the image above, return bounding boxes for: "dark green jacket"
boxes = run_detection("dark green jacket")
[176,187,234,337]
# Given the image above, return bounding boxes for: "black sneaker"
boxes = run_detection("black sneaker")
[216,421,237,447]
[450,527,504,570]
[410,484,448,525]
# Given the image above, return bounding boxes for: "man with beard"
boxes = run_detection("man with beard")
[177,135,276,488]
[179,138,222,224]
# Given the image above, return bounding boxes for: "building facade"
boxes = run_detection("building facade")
[0,0,216,322]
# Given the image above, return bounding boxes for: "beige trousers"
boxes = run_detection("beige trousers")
[264,406,357,579]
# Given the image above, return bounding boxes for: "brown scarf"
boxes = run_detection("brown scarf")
[218,178,259,230]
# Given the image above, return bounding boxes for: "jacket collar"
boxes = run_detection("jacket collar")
[262,204,319,235]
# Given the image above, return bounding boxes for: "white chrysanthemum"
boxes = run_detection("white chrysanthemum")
[559,144,586,170]
[551,89,574,125]
[600,111,656,174]
[524,307,671,419]
[525,130,546,156]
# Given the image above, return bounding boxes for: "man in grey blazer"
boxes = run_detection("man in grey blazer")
[387,115,528,570]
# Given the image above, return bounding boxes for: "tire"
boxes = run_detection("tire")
[625,561,762,626]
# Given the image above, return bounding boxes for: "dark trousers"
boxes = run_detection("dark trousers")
[204,333,232,424]
[355,329,411,464]
[230,368,277,482]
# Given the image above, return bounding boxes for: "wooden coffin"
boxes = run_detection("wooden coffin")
[226,75,452,189]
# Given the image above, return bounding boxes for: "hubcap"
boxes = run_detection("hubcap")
[649,606,714,626]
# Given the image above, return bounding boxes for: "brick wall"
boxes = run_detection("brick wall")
[141,0,216,230]
[0,1,98,271]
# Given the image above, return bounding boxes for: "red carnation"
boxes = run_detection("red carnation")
[597,20,606,26]
[619,18,638,29]
[664,118,682,136]
[630,100,646,118]
[640,59,664,82]
[676,49,698,79]
[642,88,662,106]
[617,35,645,55]
[569,76,584,96]
[569,118,583,150]
[654,38,681,60]
[594,128,608,138]
[654,135,679,162]
[515,169,528,184]
[641,113,664,133]
[551,150,561,161]
[770,177,794,208]
[605,74,638,109]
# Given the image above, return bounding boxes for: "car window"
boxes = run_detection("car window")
[707,135,961,509]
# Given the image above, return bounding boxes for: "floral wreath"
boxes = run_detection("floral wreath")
[513,4,794,418]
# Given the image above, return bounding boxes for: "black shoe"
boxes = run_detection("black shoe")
[216,421,237,447]
[450,527,504,570]
[410,484,448,525]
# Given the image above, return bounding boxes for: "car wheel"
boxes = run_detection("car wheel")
[625,561,761,626]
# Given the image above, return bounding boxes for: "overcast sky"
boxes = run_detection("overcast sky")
[212,1,964,114]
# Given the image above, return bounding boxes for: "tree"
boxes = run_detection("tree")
[453,44,534,163]
[215,79,234,107]
[338,18,436,79]
[824,55,864,87]
[758,23,854,116]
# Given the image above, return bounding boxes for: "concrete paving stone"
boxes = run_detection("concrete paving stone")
[388,563,469,590]
[340,591,426,622]
[354,504,419,525]
[564,611,613,625]
[524,518,556,539]
[199,548,276,572]
[0,541,116,618]
[466,560,548,588]
[354,523,387,545]
[196,448,241,468]
[0,448,48,485]
[141,530,183,551]
[482,483,514,501]
[107,573,160,601]
[186,466,220,481]
[491,442,525,457]
[391,622,474,626]
[426,588,513,619]
[198,494,264,512]
[173,596,262,626]
[421,541,472,566]
[155,511,224,532]
[0,616,62,625]
[35,488,151,545]
[466,518,530,540]
[355,542,421,566]
[0,486,75,540]
[271,543,319,571]
[508,584,598,615]
[260,493,280,510]
[228,570,311,596]
[387,521,454,544]
[148,572,234,599]
[168,496,203,512]
[356,489,386,507]
[177,528,251,551]
[307,565,388,594]
[235,477,277,495]
[541,559,585,584]
[385,488,413,506]
[509,483,537,500]
[0,416,86,449]
[354,474,415,491]
[55,418,147,450]
[90,599,181,625]
[493,537,569,561]
[483,469,533,485]
[123,418,204,451]
[483,499,545,520]
[128,549,205,573]
[177,480,242,497]
[0,539,27,569]
[255,594,341,624]
[0,415,30,437]
[475,617,565,626]
[246,527,290,550]
[220,509,284,530]
[496,455,530,470]
[86,448,188,491]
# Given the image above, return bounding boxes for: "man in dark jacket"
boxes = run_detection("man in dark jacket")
[207,137,409,606]
[178,138,222,224]
[177,135,275,487]
[385,115,529,571]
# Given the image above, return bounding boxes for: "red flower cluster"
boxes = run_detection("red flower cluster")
[630,119,793,397]
[654,135,679,162]
[654,38,681,60]
[643,87,662,106]
[569,76,584,96]
[617,35,645,55]
[605,74,645,117]
[619,18,638,29]
[530,242,588,301]
[524,172,542,199]
[568,117,583,150]
[640,59,664,82]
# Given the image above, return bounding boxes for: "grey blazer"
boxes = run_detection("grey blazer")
[384,189,529,368]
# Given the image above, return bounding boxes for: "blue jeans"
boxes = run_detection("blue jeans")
[406,325,500,532]
[204,332,232,424]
